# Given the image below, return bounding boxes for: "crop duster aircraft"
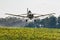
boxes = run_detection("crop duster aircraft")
[5,8,55,22]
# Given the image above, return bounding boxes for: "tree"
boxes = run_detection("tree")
[57,16,60,28]
[40,17,49,27]
[34,19,41,28]
[48,15,57,28]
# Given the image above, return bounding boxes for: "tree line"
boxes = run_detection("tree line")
[0,15,60,28]
[26,15,60,28]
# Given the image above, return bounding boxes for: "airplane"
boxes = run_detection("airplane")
[5,8,55,22]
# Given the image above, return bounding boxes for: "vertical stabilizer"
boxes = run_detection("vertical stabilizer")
[27,8,28,13]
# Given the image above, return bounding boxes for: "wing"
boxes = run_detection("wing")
[5,13,27,18]
[34,13,55,18]
[20,14,27,15]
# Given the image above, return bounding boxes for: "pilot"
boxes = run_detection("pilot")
[28,10,31,13]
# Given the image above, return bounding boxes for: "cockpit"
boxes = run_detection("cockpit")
[28,10,32,14]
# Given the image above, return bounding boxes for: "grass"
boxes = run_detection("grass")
[0,27,60,40]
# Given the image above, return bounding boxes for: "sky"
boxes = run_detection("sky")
[0,0,60,18]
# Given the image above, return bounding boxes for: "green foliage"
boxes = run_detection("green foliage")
[58,16,60,27]
[40,15,57,28]
[0,27,60,40]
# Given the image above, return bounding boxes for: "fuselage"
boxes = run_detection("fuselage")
[27,10,34,19]
[27,14,34,19]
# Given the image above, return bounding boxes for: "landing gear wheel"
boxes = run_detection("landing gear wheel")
[26,19,28,22]
[34,19,36,22]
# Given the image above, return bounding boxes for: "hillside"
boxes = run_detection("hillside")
[0,27,60,40]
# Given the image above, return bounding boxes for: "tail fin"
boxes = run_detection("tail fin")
[27,8,31,14]
[27,8,28,13]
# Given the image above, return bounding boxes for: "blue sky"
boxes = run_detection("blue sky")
[0,0,60,18]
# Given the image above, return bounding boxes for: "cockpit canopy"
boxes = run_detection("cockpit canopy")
[28,10,32,13]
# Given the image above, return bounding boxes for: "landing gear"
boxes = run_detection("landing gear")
[26,19,28,22]
[34,19,36,22]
